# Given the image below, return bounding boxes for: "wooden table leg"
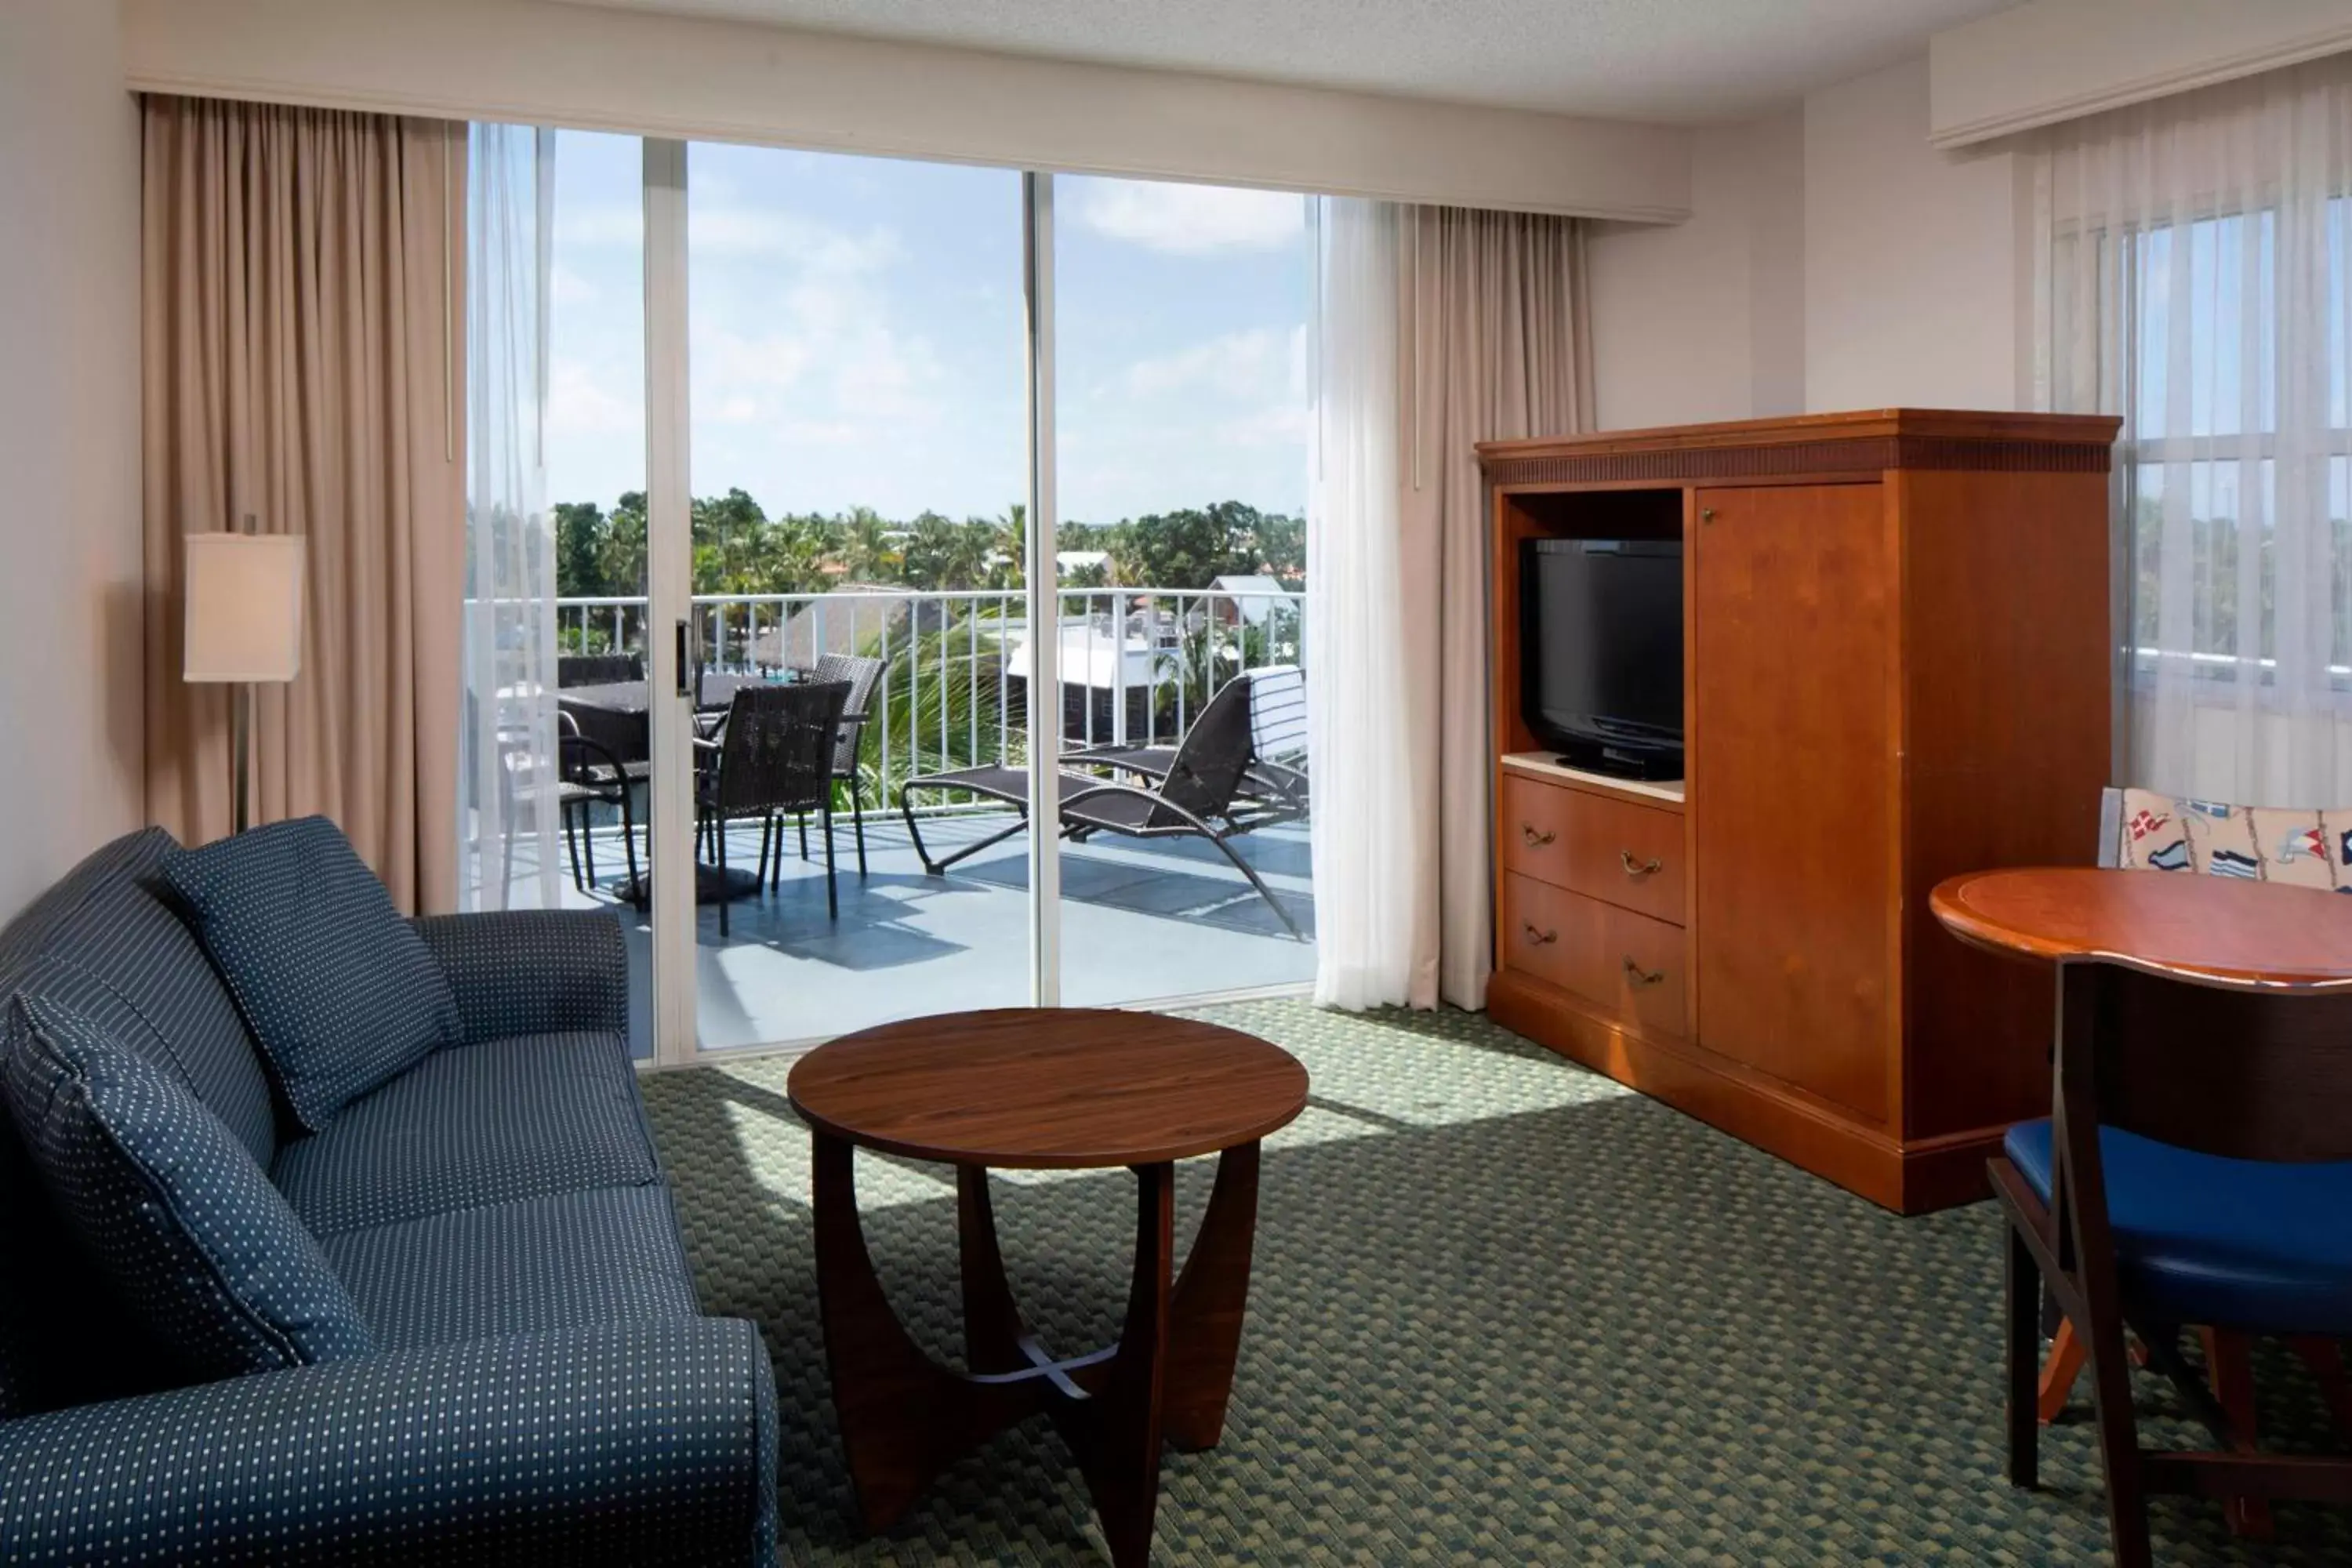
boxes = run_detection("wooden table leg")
[2038,1318,2087,1425]
[811,1133,1035,1531]
[1164,1139,1264,1451]
[958,1166,1028,1375]
[818,1143,1267,1564]
[2199,1327,2274,1539]
[1056,1161,1175,1568]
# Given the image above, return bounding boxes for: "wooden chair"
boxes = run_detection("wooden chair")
[1999,787,2352,1559]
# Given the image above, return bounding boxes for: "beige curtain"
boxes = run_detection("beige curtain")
[141,96,466,913]
[1399,207,1592,1010]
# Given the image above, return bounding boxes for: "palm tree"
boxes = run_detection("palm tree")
[840,506,895,583]
[989,503,1027,591]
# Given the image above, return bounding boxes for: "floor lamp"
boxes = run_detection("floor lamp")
[183,528,305,837]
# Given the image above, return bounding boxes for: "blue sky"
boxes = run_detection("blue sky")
[545,131,1311,527]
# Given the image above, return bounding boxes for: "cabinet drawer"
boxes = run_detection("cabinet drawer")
[1501,873,1687,1040]
[1500,774,1686,925]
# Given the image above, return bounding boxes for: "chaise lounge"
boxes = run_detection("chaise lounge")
[0,826,778,1566]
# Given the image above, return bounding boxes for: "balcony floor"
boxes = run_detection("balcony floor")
[533,809,1314,1054]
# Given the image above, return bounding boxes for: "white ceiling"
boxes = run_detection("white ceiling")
[556,0,2020,121]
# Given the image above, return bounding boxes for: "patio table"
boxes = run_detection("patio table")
[558,672,777,764]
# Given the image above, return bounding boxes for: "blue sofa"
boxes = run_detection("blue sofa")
[0,828,777,1565]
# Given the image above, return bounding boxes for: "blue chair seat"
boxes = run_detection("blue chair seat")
[2005,1119,2352,1335]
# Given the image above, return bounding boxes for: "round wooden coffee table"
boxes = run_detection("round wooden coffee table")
[786,1007,1309,1567]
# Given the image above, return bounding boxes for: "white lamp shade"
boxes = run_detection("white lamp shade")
[183,532,306,683]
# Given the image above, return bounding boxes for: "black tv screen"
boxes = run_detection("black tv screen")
[1519,538,1683,776]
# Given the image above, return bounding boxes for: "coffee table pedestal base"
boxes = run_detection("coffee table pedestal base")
[811,1134,1263,1567]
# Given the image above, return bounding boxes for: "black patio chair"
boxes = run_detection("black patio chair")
[898,673,1303,939]
[556,714,641,896]
[809,652,887,877]
[557,652,644,688]
[697,681,851,934]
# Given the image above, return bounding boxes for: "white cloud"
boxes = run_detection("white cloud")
[688,206,901,272]
[1215,403,1314,450]
[1119,327,1291,401]
[550,266,599,307]
[545,359,638,437]
[552,201,640,251]
[1076,183,1305,256]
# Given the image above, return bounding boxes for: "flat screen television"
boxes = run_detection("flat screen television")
[1519,538,1683,780]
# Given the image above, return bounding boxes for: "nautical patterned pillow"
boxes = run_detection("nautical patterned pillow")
[0,994,373,1381]
[162,815,460,1132]
[2114,789,2352,889]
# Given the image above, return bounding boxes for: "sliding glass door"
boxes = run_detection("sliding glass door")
[509,136,1316,1058]
[681,141,1029,1048]
[1051,176,1317,1007]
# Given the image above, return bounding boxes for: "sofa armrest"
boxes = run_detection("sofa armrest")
[0,1316,776,1566]
[410,908,628,1044]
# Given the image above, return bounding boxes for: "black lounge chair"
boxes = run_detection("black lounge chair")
[1062,666,1308,831]
[897,673,1304,940]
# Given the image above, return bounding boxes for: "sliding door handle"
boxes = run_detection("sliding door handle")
[675,620,690,697]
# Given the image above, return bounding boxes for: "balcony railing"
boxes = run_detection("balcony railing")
[552,586,1305,808]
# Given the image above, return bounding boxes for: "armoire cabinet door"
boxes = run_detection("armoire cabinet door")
[1690,483,1893,1122]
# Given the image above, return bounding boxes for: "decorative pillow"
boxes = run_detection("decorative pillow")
[0,994,373,1381]
[162,815,460,1131]
[2114,789,2352,889]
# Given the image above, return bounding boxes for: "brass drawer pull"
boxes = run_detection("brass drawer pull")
[1523,923,1559,946]
[1521,823,1556,847]
[1623,956,1665,988]
[1620,849,1662,879]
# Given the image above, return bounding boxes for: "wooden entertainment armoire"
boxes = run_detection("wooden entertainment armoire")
[1477,409,2121,1214]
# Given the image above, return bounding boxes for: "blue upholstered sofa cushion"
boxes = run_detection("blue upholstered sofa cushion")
[1,994,372,1381]
[321,1185,702,1351]
[163,816,460,1133]
[2005,1118,2352,1335]
[270,1029,661,1236]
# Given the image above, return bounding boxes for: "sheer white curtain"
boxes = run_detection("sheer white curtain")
[1309,199,1411,1007]
[2037,56,2352,805]
[1309,201,1591,1010]
[458,124,561,909]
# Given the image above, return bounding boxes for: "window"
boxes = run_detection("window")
[2041,58,2352,802]
[2074,199,2351,688]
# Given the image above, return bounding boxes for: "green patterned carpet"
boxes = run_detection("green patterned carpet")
[640,1001,2352,1565]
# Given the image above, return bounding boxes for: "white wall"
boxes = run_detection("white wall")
[1588,53,2032,430]
[0,1,145,920]
[122,0,1691,221]
[1803,54,2026,414]
[1586,111,1804,430]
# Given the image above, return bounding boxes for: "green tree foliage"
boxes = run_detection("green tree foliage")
[554,501,611,599]
[551,492,1305,601]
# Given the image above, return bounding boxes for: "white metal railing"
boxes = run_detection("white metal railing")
[550,586,1305,805]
